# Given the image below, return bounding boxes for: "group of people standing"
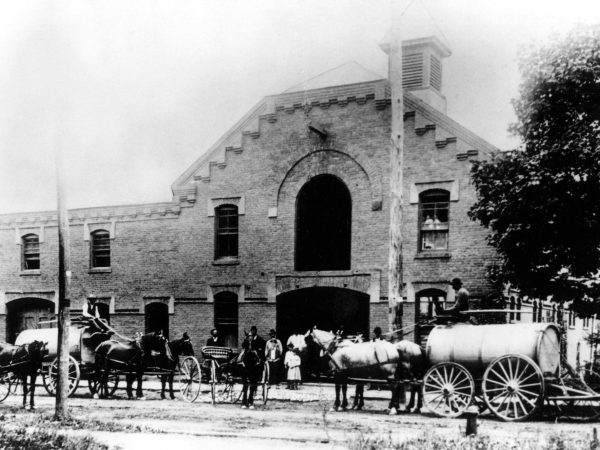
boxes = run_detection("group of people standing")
[206,327,301,389]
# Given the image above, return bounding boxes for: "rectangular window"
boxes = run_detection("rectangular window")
[22,234,40,270]
[419,194,449,251]
[91,231,111,268]
[215,205,238,259]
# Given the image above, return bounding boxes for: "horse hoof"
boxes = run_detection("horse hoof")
[170,396,176,400]
[137,396,146,401]
[249,405,255,410]
[241,405,248,409]
[387,407,397,415]
[93,394,99,399]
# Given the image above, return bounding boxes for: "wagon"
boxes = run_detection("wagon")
[421,318,600,421]
[15,320,202,402]
[200,345,270,405]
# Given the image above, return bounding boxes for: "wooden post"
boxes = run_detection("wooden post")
[54,135,71,420]
[388,0,404,336]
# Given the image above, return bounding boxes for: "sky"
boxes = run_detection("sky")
[1,0,599,214]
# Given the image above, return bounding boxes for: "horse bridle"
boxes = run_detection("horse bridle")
[311,330,342,371]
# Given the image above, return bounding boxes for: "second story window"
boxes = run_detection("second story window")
[215,205,238,259]
[22,234,40,270]
[91,230,111,268]
[419,190,450,251]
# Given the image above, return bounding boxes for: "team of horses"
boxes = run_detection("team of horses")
[0,325,426,414]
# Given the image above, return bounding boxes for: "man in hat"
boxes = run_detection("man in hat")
[206,328,224,347]
[433,278,470,322]
[265,329,283,385]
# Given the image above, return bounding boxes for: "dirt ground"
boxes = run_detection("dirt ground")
[3,381,599,449]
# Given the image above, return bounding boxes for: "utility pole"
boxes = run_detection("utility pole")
[388,0,404,337]
[55,134,71,420]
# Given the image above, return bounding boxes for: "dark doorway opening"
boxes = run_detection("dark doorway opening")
[96,303,110,325]
[145,303,169,339]
[214,292,238,347]
[6,298,55,343]
[415,289,446,347]
[276,287,369,345]
[295,175,351,271]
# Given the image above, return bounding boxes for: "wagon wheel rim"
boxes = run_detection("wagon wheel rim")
[44,356,80,397]
[210,360,217,405]
[0,376,10,402]
[95,368,119,398]
[179,356,201,402]
[423,362,474,418]
[483,354,544,421]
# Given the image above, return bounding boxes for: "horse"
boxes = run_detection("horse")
[219,339,265,408]
[309,328,425,414]
[160,332,195,400]
[94,331,172,399]
[0,340,48,409]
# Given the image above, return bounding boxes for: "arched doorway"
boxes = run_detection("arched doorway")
[276,287,369,344]
[214,292,238,347]
[295,175,351,271]
[145,303,169,339]
[415,288,447,347]
[6,298,55,343]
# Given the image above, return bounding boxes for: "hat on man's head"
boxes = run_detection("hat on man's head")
[211,328,218,334]
[250,326,257,332]
[451,278,463,286]
[269,329,276,336]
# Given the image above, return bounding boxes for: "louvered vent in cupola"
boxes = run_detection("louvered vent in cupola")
[430,54,442,91]
[402,53,423,89]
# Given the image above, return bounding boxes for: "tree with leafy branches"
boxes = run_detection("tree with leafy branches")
[469,24,600,316]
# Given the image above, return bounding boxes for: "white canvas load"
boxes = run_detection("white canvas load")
[426,322,561,375]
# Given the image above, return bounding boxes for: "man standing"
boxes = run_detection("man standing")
[433,278,470,322]
[206,328,224,347]
[265,329,283,385]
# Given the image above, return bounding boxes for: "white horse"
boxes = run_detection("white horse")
[309,328,425,414]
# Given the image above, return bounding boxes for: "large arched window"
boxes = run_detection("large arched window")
[419,190,450,251]
[295,175,351,271]
[214,205,238,260]
[90,230,111,268]
[22,234,40,270]
[214,292,238,347]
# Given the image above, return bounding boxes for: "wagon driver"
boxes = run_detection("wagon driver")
[432,278,470,322]
[82,296,110,332]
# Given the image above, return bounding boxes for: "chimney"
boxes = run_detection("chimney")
[381,36,451,113]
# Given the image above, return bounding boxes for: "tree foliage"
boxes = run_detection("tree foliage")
[469,24,600,314]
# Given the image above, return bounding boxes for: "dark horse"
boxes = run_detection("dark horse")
[0,340,48,409]
[160,332,195,400]
[220,342,264,408]
[94,331,172,399]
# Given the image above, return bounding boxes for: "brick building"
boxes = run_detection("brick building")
[0,35,500,351]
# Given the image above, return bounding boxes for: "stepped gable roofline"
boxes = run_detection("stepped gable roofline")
[283,61,385,94]
[173,79,499,190]
[0,200,181,227]
[171,99,268,190]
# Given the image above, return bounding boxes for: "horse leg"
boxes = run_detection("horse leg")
[333,380,341,411]
[126,374,134,399]
[29,370,36,410]
[21,374,27,409]
[352,383,364,410]
[169,374,175,399]
[241,377,249,408]
[160,375,166,400]
[136,371,144,399]
[340,379,348,411]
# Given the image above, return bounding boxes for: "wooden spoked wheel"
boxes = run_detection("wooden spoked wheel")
[260,362,270,405]
[43,356,80,397]
[0,375,10,402]
[483,354,544,421]
[179,356,201,402]
[93,369,120,398]
[422,362,474,418]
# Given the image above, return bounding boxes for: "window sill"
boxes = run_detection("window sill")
[89,267,112,274]
[20,269,41,276]
[415,251,451,260]
[213,257,240,266]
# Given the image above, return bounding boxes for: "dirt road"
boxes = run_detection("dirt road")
[2,382,598,449]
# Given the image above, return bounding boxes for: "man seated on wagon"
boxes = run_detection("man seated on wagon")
[432,278,470,323]
[81,297,112,334]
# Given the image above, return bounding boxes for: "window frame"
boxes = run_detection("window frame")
[214,204,239,261]
[418,190,450,252]
[90,229,111,269]
[22,234,40,271]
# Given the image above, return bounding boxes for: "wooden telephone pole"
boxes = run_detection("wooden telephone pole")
[388,0,404,336]
[55,136,71,420]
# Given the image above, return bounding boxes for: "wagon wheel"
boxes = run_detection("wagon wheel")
[94,368,120,398]
[209,359,218,405]
[482,354,544,421]
[179,356,201,402]
[43,356,80,397]
[4,373,20,395]
[0,374,10,402]
[259,361,270,405]
[422,362,475,418]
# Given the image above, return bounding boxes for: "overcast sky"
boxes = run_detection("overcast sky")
[1,0,599,214]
